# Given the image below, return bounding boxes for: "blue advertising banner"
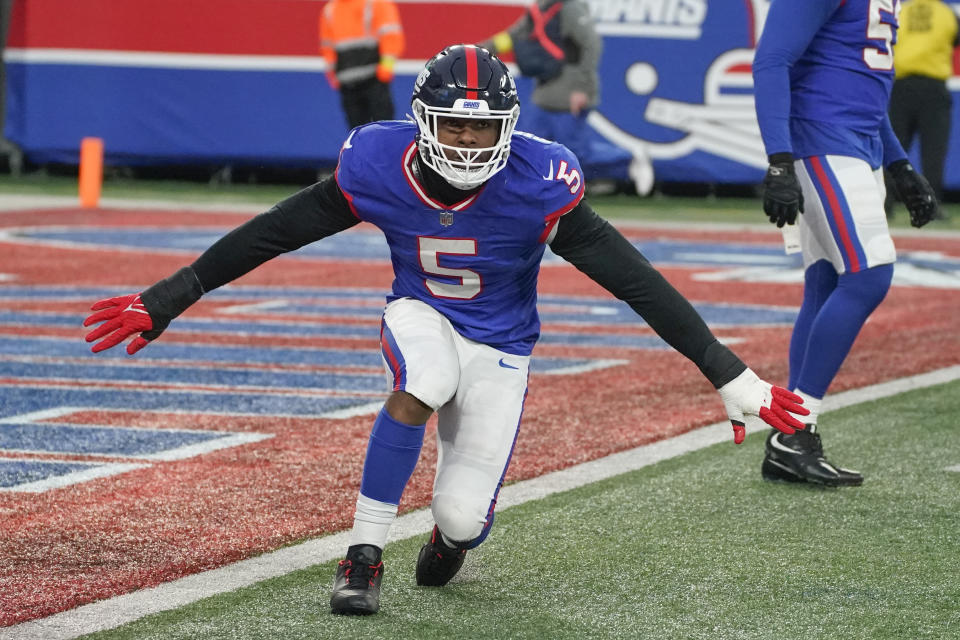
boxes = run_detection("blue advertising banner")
[3,0,959,187]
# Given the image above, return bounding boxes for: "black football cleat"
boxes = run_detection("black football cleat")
[330,545,384,615]
[415,525,467,587]
[762,426,863,487]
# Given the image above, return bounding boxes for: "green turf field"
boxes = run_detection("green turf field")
[79,380,960,640]
[1,173,957,229]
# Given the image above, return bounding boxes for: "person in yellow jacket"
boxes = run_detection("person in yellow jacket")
[320,0,405,129]
[888,0,959,215]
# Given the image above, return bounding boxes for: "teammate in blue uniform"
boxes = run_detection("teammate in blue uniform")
[84,45,807,616]
[753,0,938,487]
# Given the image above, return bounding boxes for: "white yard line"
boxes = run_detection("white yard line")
[3,365,957,639]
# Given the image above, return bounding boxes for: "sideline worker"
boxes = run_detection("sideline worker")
[888,0,959,213]
[320,0,405,129]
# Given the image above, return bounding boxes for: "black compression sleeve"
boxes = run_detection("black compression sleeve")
[549,202,746,388]
[190,175,359,292]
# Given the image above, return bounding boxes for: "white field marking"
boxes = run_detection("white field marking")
[946,464,960,472]
[694,263,960,290]
[0,406,82,423]
[0,425,273,463]
[0,377,385,399]
[3,365,958,639]
[587,306,618,315]
[0,459,151,494]
[0,353,383,376]
[6,404,384,424]
[693,266,805,284]
[676,251,794,265]
[317,400,386,419]
[216,299,294,314]
[138,432,274,462]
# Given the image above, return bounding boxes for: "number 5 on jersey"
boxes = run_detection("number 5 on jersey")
[863,0,899,70]
[419,237,481,299]
[554,160,582,195]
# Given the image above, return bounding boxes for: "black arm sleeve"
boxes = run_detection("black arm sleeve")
[190,175,359,292]
[549,202,746,388]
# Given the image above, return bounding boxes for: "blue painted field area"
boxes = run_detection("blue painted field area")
[0,280,799,491]
[16,227,805,268]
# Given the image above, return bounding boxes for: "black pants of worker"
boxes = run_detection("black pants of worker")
[339,77,394,130]
[888,75,952,202]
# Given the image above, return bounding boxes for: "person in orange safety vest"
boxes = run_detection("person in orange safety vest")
[320,0,405,129]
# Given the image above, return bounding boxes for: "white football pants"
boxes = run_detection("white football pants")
[795,154,897,274]
[380,297,530,543]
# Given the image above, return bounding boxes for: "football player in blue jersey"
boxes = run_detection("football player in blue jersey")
[84,45,807,616]
[753,0,938,487]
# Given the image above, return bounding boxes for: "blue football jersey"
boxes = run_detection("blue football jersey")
[754,0,907,167]
[335,121,584,356]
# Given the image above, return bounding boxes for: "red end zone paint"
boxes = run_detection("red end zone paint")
[1,207,959,626]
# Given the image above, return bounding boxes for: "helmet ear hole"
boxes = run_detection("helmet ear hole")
[411,45,520,190]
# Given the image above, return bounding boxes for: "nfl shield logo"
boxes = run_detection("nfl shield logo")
[439,211,454,226]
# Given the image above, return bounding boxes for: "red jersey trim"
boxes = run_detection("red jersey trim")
[538,189,584,243]
[401,142,481,211]
[334,166,361,220]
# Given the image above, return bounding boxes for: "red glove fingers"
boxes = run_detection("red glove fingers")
[127,336,150,355]
[731,421,746,445]
[771,386,808,418]
[83,294,153,354]
[758,386,810,435]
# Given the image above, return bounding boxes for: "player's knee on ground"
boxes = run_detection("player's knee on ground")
[430,492,489,544]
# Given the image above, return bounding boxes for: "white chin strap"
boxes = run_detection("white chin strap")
[413,99,519,190]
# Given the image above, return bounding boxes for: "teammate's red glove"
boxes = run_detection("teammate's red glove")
[84,294,156,354]
[83,266,204,355]
[717,368,808,444]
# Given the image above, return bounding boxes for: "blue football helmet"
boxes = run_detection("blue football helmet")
[411,44,520,189]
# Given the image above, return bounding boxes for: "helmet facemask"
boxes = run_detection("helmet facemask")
[413,97,520,190]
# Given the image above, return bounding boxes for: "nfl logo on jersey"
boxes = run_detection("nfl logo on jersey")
[439,211,454,226]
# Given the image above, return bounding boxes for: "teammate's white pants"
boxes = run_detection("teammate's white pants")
[380,297,530,543]
[795,155,896,273]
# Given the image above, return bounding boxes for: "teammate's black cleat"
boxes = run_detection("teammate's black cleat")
[330,544,384,615]
[762,425,863,487]
[415,525,467,587]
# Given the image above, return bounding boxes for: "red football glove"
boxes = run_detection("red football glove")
[83,293,155,354]
[717,368,809,444]
[84,267,203,355]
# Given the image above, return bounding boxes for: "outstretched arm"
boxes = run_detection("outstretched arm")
[84,176,359,354]
[549,202,806,442]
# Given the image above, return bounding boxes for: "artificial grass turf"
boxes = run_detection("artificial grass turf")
[82,380,960,640]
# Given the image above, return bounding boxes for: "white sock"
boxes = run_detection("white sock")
[348,493,398,550]
[792,389,822,427]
